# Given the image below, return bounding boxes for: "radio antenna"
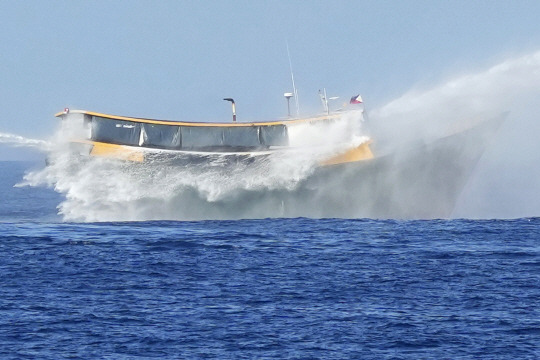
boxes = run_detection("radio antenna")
[286,40,300,117]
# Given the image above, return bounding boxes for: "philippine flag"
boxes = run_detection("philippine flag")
[350,94,363,104]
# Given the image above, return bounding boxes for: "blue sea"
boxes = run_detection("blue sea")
[0,161,539,359]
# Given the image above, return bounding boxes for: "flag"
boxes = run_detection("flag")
[350,94,363,104]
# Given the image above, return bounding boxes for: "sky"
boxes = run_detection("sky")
[1,0,540,217]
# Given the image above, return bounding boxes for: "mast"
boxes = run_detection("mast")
[286,41,300,117]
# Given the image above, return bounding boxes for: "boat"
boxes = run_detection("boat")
[52,100,505,219]
[54,107,374,166]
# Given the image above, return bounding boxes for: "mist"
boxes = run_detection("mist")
[368,50,540,218]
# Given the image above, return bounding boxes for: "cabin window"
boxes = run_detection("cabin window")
[180,126,268,149]
[141,123,181,149]
[222,127,260,147]
[259,125,289,146]
[180,127,224,149]
[91,117,141,146]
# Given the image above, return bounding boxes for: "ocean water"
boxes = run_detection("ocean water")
[0,161,539,359]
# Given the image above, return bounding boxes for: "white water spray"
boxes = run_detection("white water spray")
[370,50,540,153]
[368,50,540,218]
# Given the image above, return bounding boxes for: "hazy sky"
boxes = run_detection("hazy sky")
[1,1,539,136]
[1,1,540,218]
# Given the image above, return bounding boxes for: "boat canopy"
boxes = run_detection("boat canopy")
[88,114,289,150]
[56,109,347,151]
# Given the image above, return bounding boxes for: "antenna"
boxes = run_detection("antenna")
[319,88,339,114]
[286,40,300,117]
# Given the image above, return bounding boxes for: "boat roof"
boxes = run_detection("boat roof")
[55,109,341,127]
